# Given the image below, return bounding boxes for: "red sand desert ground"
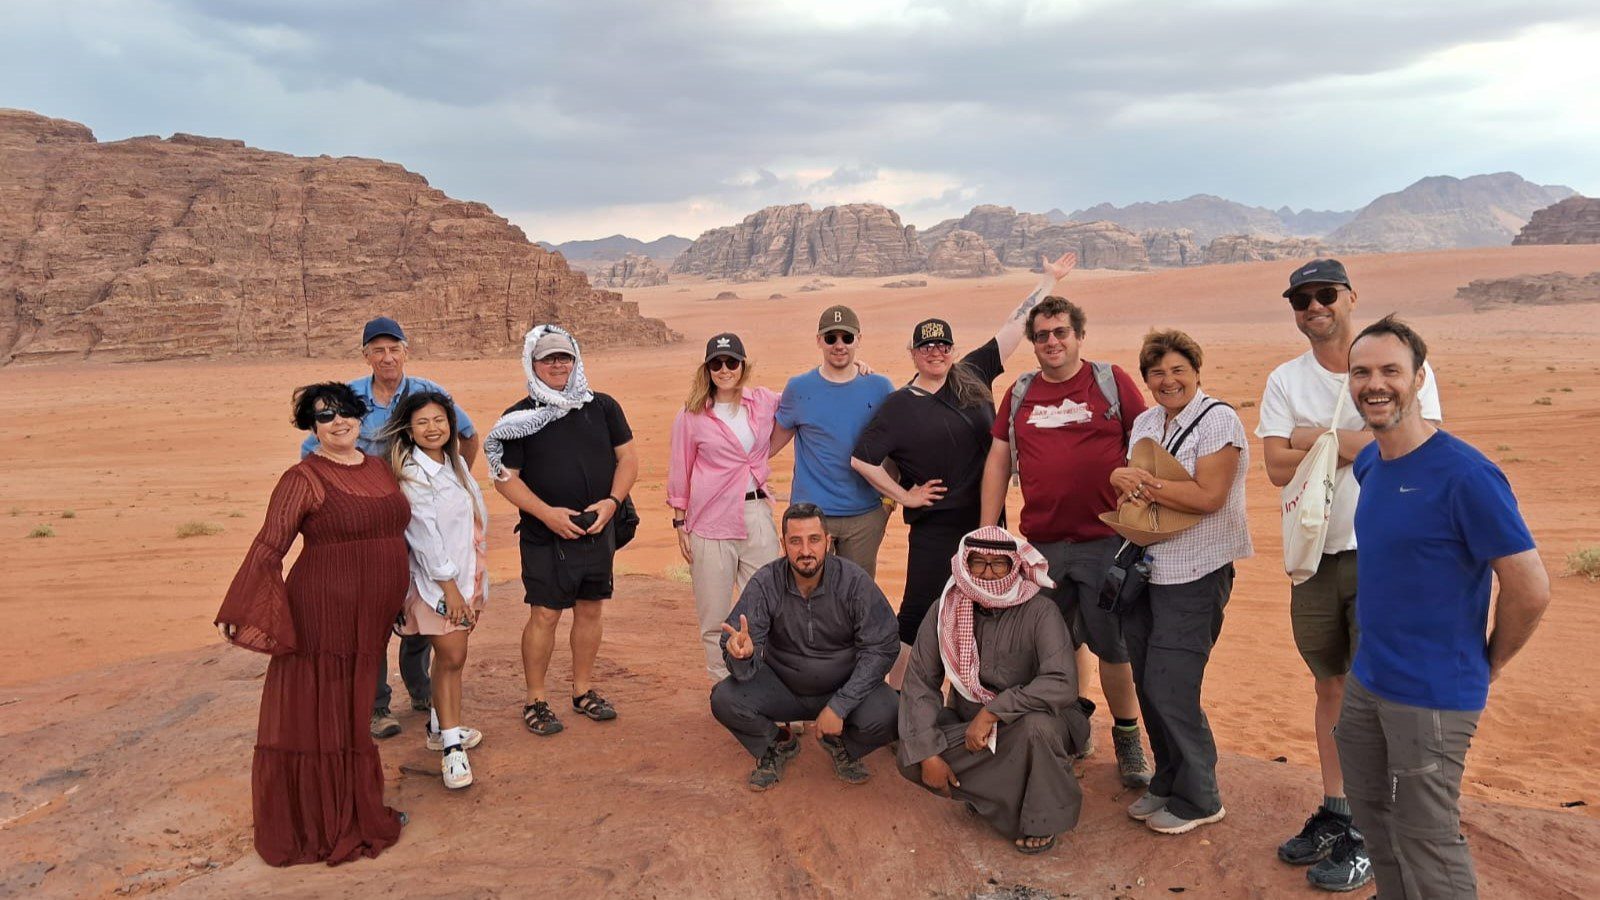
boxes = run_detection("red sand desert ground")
[2,246,1598,897]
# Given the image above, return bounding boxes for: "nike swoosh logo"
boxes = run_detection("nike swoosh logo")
[1399,486,1420,493]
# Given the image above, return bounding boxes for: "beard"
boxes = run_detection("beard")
[788,554,822,578]
[1358,388,1413,431]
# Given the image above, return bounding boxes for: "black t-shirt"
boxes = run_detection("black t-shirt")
[853,338,1004,523]
[500,393,633,543]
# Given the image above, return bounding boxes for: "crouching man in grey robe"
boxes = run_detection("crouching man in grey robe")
[898,526,1093,854]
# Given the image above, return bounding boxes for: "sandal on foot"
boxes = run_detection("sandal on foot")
[1015,834,1056,855]
[523,700,564,736]
[571,690,618,721]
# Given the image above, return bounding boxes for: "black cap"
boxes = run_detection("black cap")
[704,332,746,362]
[910,318,954,348]
[362,316,406,344]
[1283,259,1351,298]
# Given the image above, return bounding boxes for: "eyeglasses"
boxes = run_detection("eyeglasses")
[1031,326,1076,344]
[707,356,743,372]
[1288,286,1344,311]
[914,342,953,356]
[822,331,856,346]
[965,553,1014,577]
[536,353,575,365]
[312,406,362,424]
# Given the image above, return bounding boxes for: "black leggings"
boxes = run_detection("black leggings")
[896,505,981,645]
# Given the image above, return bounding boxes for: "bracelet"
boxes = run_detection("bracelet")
[672,519,685,530]
[607,494,622,509]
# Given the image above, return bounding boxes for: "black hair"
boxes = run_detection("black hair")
[781,502,828,536]
[380,390,461,455]
[291,382,368,431]
[1351,313,1428,373]
[1026,295,1087,340]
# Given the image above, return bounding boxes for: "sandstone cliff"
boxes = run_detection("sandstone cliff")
[924,229,1003,277]
[1203,234,1329,265]
[587,253,669,288]
[0,109,673,364]
[1455,271,1600,310]
[1327,173,1575,251]
[1513,196,1600,245]
[671,203,926,279]
[920,205,1149,270]
[1142,229,1201,267]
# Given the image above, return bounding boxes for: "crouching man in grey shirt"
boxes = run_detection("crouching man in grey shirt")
[711,502,900,792]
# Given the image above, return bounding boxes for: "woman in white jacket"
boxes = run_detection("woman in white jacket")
[384,391,489,789]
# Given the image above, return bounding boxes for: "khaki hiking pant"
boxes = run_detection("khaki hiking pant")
[689,499,781,681]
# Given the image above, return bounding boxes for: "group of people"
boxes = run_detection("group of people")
[215,257,1550,900]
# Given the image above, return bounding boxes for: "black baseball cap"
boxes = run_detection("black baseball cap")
[704,332,747,362]
[1282,259,1351,298]
[911,318,954,348]
[362,316,406,344]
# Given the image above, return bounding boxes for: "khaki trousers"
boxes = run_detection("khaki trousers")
[689,499,781,681]
[825,503,891,579]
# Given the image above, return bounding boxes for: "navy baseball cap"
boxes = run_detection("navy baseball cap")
[362,316,406,344]
[1282,259,1351,298]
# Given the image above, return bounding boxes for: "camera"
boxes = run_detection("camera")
[1098,542,1151,613]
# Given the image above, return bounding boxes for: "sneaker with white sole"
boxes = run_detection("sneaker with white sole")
[1306,828,1374,893]
[1146,805,1226,834]
[1127,791,1169,821]
[426,726,483,752]
[441,748,472,790]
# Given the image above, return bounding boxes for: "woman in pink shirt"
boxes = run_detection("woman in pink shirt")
[668,333,783,681]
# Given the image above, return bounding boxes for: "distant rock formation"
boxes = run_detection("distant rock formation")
[797,279,834,292]
[539,233,691,261]
[0,108,673,365]
[1142,229,1201,267]
[920,206,1150,270]
[1071,195,1288,244]
[1513,196,1600,245]
[589,253,669,288]
[1456,271,1600,310]
[1203,234,1329,265]
[1327,173,1575,251]
[881,279,928,289]
[925,230,1004,277]
[672,203,926,280]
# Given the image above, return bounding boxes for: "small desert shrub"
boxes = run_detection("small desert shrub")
[1561,387,1573,393]
[1496,444,1512,451]
[176,521,224,538]
[61,510,76,519]
[1239,400,1256,408]
[227,511,245,518]
[1567,547,1600,582]
[665,564,692,584]
[1533,397,1553,406]
[28,525,54,538]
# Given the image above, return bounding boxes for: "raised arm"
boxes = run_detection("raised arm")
[994,251,1076,358]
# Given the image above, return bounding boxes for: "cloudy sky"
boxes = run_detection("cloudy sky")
[4,1,1598,243]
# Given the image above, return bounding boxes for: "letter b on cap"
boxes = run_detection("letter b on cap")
[833,310,843,323]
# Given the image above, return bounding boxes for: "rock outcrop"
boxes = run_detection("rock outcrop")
[1327,173,1575,251]
[1142,229,1202,267]
[588,253,669,288]
[1455,271,1600,310]
[0,109,673,365]
[1513,196,1600,245]
[1072,195,1291,244]
[671,203,926,279]
[920,206,1150,270]
[1203,234,1329,265]
[924,229,1003,277]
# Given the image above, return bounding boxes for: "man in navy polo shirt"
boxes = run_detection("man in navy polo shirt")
[303,316,480,740]
[1338,315,1549,898]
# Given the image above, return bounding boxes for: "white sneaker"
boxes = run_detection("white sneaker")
[426,726,483,752]
[441,748,473,790]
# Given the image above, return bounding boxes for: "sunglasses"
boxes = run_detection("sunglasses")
[707,356,743,372]
[914,342,953,355]
[1288,286,1344,311]
[537,353,574,365]
[965,553,1014,577]
[312,406,362,424]
[1031,326,1076,344]
[822,331,856,345]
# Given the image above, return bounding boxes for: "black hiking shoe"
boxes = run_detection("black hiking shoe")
[747,732,800,792]
[1306,827,1374,892]
[1279,806,1352,865]
[820,735,870,785]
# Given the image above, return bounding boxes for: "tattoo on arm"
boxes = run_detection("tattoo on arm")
[1007,285,1049,324]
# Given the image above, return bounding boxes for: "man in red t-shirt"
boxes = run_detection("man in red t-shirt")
[979,295,1152,788]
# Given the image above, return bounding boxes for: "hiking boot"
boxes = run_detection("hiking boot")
[1279,806,1353,865]
[426,726,483,752]
[1112,725,1152,788]
[820,735,871,785]
[441,748,473,790]
[410,696,432,713]
[748,735,798,792]
[370,708,401,739]
[1146,805,1226,834]
[1307,827,1374,892]
[1127,791,1169,821]
[1072,730,1096,760]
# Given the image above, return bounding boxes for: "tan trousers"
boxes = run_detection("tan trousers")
[690,499,781,681]
[825,503,891,579]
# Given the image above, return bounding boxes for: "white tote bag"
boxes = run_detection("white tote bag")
[1280,380,1347,585]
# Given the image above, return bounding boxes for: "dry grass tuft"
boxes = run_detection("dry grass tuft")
[1567,547,1600,582]
[176,521,224,539]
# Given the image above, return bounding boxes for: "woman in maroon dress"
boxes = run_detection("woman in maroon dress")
[216,382,411,866]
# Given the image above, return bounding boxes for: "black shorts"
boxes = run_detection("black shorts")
[520,532,614,609]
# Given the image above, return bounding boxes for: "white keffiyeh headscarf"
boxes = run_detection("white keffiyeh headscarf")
[484,324,594,481]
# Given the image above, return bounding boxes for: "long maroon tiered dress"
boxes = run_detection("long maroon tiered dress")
[216,453,411,867]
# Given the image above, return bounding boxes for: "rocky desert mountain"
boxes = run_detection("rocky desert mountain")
[924,228,1004,277]
[538,233,692,261]
[671,203,929,279]
[1513,196,1600,245]
[1202,234,1330,265]
[0,109,672,365]
[588,253,669,288]
[1068,195,1356,243]
[1327,172,1574,252]
[1455,270,1600,309]
[1141,228,1201,267]
[919,205,1150,269]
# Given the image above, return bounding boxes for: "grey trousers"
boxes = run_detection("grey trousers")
[825,504,890,580]
[373,632,432,713]
[1336,677,1482,899]
[1121,564,1232,820]
[709,664,899,761]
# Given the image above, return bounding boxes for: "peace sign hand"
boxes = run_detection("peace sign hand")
[721,614,755,660]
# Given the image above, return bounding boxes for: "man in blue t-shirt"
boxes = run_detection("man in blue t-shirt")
[1339,315,1549,899]
[772,306,894,577]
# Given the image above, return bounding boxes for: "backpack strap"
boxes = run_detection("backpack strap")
[1006,370,1038,485]
[1090,361,1121,422]
[1165,400,1233,455]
